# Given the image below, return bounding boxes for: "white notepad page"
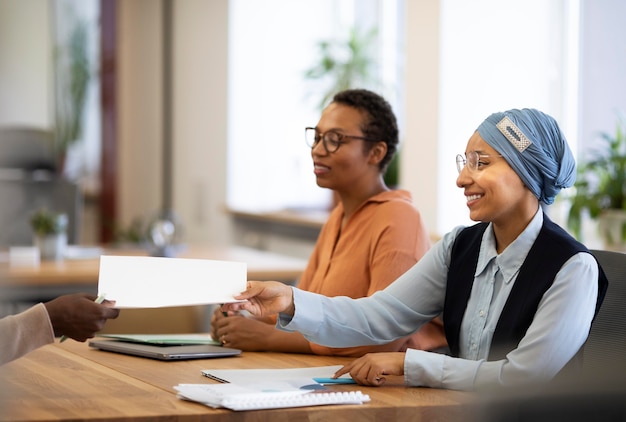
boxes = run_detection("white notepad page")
[175,379,370,411]
[98,255,246,308]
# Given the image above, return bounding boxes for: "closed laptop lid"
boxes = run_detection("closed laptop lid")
[89,339,241,361]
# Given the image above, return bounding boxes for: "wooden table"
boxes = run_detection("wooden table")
[0,245,307,333]
[0,340,474,421]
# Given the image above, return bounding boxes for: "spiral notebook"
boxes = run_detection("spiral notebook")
[174,379,370,411]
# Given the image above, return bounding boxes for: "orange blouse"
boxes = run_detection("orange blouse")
[295,189,447,356]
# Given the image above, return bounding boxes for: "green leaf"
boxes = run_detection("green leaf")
[566,113,626,240]
[303,26,380,111]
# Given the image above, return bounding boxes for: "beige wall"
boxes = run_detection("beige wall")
[171,0,231,245]
[117,0,163,237]
[118,0,233,246]
[402,1,441,235]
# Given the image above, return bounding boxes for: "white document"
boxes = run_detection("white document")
[175,378,318,408]
[98,255,246,308]
[175,378,370,411]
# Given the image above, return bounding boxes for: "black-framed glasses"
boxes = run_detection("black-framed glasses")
[305,127,378,153]
[456,151,503,174]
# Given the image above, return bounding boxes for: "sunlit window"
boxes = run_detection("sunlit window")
[227,0,403,212]
[434,0,580,234]
[54,0,101,194]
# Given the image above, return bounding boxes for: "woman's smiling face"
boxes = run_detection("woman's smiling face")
[456,131,534,226]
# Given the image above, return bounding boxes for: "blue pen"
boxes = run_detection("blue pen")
[313,377,356,385]
[59,293,107,343]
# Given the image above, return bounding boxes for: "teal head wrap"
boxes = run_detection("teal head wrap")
[476,108,576,205]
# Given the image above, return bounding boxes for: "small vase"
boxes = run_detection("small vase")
[597,209,626,252]
[34,233,68,261]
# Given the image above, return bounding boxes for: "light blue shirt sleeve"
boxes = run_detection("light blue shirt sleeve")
[277,214,599,390]
[277,225,457,346]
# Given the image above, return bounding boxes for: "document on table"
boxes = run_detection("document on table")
[202,365,355,385]
[175,378,369,411]
[98,255,246,308]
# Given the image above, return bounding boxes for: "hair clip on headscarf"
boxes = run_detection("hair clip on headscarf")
[496,116,532,152]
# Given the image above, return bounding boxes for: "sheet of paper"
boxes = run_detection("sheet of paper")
[98,255,246,308]
[175,381,369,411]
[201,365,353,384]
[174,378,324,409]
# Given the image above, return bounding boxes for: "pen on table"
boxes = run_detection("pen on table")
[59,293,107,343]
[313,377,357,385]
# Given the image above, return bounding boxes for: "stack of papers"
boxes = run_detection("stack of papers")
[174,378,370,411]
[175,366,367,411]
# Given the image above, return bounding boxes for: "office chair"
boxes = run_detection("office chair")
[583,249,626,376]
[479,249,626,422]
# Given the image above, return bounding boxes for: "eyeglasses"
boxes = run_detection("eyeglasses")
[305,127,378,153]
[456,151,503,174]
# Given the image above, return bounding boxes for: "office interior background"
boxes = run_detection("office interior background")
[0,0,625,260]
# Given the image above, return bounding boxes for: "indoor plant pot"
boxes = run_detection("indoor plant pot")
[31,209,69,260]
[597,209,626,252]
[567,115,626,252]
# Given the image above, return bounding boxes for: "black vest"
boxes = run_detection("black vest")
[444,214,608,361]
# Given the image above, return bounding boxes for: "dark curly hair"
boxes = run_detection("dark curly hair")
[331,89,399,172]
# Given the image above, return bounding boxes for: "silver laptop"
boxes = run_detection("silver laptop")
[89,339,241,361]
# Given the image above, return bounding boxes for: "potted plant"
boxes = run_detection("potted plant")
[112,216,147,246]
[304,26,379,111]
[567,115,626,251]
[31,208,69,260]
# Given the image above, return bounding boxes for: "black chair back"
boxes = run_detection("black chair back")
[584,249,626,376]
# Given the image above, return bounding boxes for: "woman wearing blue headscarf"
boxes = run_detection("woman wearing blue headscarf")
[222,108,608,391]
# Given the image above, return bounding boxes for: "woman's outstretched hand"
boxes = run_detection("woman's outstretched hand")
[221,280,295,317]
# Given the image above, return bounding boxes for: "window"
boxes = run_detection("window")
[54,0,101,193]
[227,0,404,212]
[228,0,594,241]
[434,0,580,234]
